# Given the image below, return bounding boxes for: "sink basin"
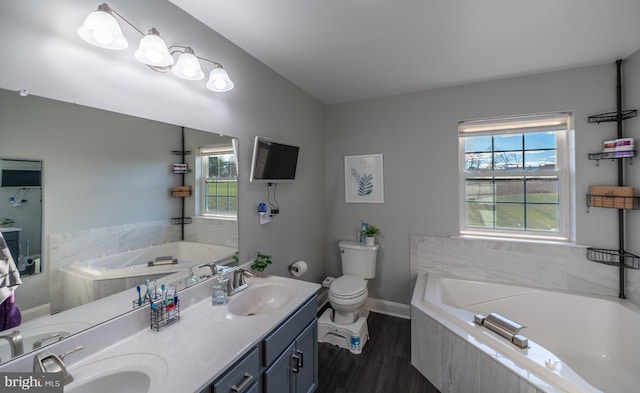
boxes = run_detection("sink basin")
[228,281,293,316]
[65,353,167,393]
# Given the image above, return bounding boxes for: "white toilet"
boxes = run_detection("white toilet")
[318,240,378,354]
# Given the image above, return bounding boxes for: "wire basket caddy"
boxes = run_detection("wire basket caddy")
[150,297,180,331]
[586,248,640,270]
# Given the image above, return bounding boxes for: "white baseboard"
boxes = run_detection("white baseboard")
[364,297,410,319]
[21,303,51,323]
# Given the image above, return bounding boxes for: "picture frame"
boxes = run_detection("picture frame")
[344,154,384,203]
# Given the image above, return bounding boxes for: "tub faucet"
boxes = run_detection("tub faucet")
[0,330,23,358]
[34,345,84,385]
[199,262,218,277]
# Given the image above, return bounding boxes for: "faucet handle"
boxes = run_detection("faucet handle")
[32,332,64,349]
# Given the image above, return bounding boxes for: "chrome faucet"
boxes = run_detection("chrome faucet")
[0,330,23,358]
[199,262,219,277]
[228,268,253,296]
[34,345,84,385]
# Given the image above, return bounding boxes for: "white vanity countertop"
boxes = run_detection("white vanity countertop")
[0,227,22,232]
[64,275,321,393]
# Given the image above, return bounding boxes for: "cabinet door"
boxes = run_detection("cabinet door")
[294,321,318,393]
[264,342,295,393]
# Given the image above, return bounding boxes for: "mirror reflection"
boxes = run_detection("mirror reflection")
[0,159,42,277]
[0,88,238,363]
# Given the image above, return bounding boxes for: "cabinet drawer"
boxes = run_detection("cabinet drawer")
[263,295,317,366]
[213,346,260,393]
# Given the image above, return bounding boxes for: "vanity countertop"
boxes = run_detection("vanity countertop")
[63,274,320,393]
[0,227,22,232]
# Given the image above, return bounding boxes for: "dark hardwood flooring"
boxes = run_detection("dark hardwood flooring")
[316,311,440,393]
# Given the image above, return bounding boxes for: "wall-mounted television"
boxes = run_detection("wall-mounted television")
[1,169,41,187]
[250,136,300,183]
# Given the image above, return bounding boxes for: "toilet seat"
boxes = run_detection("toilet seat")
[330,275,367,299]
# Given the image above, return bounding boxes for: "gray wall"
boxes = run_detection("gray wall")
[326,62,636,304]
[0,0,327,307]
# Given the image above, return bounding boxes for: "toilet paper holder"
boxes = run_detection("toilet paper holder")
[288,261,308,277]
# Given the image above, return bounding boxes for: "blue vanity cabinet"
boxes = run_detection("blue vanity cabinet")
[205,295,318,393]
[263,296,318,393]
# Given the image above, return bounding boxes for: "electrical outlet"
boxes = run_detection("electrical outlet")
[270,209,279,215]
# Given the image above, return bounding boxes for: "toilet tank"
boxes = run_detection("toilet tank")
[338,241,378,279]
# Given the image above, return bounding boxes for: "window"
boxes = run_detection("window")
[459,113,571,241]
[200,144,238,217]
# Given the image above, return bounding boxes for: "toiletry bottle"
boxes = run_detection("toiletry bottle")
[360,222,368,244]
[211,276,228,305]
[186,265,198,286]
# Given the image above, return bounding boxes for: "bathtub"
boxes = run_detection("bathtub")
[56,242,237,312]
[410,273,640,393]
[62,241,237,279]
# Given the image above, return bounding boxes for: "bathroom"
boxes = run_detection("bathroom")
[1,1,640,392]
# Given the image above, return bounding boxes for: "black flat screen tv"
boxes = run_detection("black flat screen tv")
[1,169,41,187]
[250,136,299,183]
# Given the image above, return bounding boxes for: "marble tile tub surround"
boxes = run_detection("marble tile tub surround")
[409,235,640,304]
[49,218,237,313]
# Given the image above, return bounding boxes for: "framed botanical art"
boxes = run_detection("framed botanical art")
[344,154,384,203]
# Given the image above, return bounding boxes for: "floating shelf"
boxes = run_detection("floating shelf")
[587,248,640,270]
[588,110,637,124]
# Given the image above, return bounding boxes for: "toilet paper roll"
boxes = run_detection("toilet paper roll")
[289,261,308,277]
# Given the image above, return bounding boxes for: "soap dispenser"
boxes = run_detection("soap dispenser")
[186,265,198,287]
[211,275,228,305]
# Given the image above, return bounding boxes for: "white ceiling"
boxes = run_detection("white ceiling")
[169,0,640,105]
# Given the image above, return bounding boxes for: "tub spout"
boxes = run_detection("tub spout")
[474,313,529,349]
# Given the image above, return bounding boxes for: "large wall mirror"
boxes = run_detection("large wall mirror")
[0,88,238,363]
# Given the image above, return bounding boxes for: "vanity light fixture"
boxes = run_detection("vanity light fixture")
[77,3,234,92]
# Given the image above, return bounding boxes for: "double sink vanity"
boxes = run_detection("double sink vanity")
[0,270,320,393]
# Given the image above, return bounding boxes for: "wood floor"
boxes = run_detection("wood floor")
[316,311,440,393]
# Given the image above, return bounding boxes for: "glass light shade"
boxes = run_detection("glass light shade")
[134,30,174,67]
[77,8,128,50]
[172,51,204,80]
[206,67,234,92]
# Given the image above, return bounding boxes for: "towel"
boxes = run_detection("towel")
[0,232,22,306]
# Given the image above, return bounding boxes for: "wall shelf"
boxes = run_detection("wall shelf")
[585,59,639,298]
[588,109,637,124]
[587,150,636,161]
[586,248,640,270]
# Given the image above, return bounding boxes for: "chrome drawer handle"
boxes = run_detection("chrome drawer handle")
[231,372,254,392]
[296,350,304,368]
[291,354,300,373]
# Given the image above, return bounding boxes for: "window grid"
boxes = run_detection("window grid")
[459,115,569,241]
[203,152,237,217]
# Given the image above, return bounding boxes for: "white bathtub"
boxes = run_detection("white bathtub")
[63,242,237,279]
[411,273,640,393]
[56,242,237,312]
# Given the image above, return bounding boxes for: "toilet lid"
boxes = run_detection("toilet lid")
[330,275,367,297]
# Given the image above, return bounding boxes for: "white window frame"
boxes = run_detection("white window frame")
[199,142,238,219]
[458,112,571,241]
